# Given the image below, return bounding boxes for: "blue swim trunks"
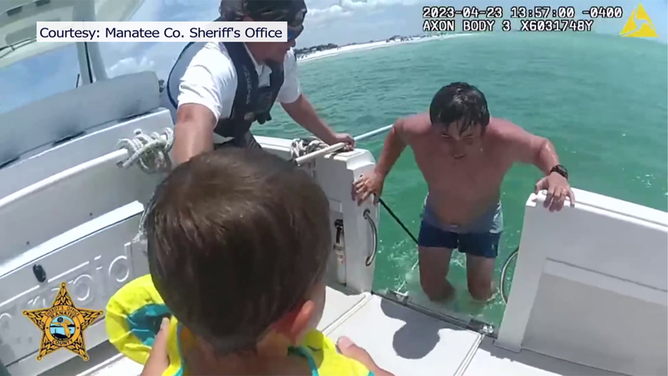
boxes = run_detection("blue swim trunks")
[417,195,503,259]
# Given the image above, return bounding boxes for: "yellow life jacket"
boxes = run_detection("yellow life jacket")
[105,274,185,376]
[105,274,372,376]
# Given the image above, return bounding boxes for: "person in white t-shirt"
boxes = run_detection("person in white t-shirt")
[162,0,354,165]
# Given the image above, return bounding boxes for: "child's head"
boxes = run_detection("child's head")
[144,148,331,356]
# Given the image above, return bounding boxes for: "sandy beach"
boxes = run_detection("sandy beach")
[297,33,479,64]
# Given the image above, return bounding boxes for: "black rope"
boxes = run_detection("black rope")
[379,197,418,244]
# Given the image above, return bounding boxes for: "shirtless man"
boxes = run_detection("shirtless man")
[353,82,574,301]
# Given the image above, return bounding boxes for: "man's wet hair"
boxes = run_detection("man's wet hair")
[144,148,331,356]
[429,82,490,135]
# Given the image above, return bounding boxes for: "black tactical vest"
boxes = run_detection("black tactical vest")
[213,42,284,139]
[167,40,284,142]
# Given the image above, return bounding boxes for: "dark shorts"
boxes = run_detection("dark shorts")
[417,221,501,258]
[417,196,503,259]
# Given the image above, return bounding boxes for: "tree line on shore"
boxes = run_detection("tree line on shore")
[294,35,420,58]
[294,43,339,57]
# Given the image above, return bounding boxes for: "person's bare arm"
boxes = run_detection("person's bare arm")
[171,45,236,166]
[375,118,408,177]
[278,51,352,148]
[281,94,338,142]
[337,337,395,376]
[497,120,559,174]
[352,118,408,204]
[497,119,574,207]
[172,104,217,165]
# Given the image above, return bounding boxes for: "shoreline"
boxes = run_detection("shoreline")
[297,33,479,64]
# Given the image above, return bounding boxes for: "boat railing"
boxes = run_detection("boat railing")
[294,124,394,165]
[0,127,173,268]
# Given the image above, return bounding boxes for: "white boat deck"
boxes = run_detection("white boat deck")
[324,289,623,376]
[42,285,625,376]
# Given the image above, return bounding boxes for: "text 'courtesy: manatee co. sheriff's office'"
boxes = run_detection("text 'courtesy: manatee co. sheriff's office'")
[35,21,288,42]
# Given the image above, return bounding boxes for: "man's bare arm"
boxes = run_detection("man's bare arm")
[499,120,575,208]
[375,118,408,177]
[172,104,217,166]
[281,94,338,142]
[352,118,408,204]
[499,120,559,174]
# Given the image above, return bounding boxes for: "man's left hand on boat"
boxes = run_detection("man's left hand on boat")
[535,171,575,212]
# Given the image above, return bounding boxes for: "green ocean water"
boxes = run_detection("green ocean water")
[257,32,668,328]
